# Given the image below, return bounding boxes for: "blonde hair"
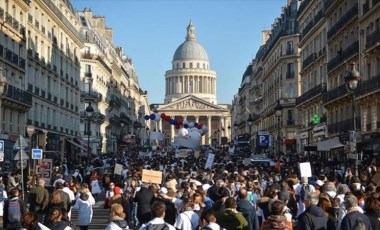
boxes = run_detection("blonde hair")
[50,191,62,204]
[110,203,125,219]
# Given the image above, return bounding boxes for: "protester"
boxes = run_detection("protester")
[260,200,292,230]
[3,187,28,229]
[217,197,248,230]
[105,203,129,230]
[44,207,74,230]
[139,201,176,230]
[297,192,327,230]
[73,191,93,230]
[28,178,49,223]
[340,193,372,230]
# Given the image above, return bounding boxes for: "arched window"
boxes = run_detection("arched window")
[182,63,185,69]
[190,63,193,68]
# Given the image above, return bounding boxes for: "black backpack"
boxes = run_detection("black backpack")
[300,184,311,202]
[146,223,170,230]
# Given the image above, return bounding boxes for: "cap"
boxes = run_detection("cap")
[315,180,324,186]
[233,171,239,175]
[223,170,228,174]
[159,187,168,194]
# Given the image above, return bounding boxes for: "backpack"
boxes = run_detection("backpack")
[7,198,22,223]
[146,223,170,230]
[352,217,366,230]
[300,184,311,202]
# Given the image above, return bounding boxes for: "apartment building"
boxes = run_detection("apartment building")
[0,1,148,162]
[296,0,328,155]
[249,0,301,154]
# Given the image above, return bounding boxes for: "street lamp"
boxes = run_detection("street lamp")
[85,102,94,167]
[227,124,231,143]
[0,68,8,133]
[120,121,125,139]
[233,121,239,140]
[26,125,35,174]
[345,62,361,175]
[274,100,283,154]
[247,114,253,152]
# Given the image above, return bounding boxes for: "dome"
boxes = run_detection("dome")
[172,22,209,62]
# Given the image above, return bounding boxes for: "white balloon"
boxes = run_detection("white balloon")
[188,130,201,141]
[178,128,189,137]
[154,113,161,121]
[189,122,194,128]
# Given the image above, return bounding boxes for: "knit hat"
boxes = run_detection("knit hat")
[113,186,121,194]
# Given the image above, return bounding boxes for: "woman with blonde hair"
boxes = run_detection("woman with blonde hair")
[105,203,129,230]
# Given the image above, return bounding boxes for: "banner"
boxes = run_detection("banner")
[205,153,215,169]
[114,163,123,175]
[299,162,312,178]
[142,169,163,184]
[37,158,53,185]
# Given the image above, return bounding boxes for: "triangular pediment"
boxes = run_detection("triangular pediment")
[159,95,227,111]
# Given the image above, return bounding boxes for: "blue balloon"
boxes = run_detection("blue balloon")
[144,115,150,120]
[184,124,189,128]
[194,123,198,128]
[170,119,177,125]
[150,114,156,120]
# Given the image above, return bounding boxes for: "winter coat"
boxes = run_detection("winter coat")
[73,194,93,226]
[261,215,293,229]
[341,206,373,230]
[297,205,327,230]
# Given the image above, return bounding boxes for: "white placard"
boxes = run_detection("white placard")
[299,162,312,178]
[205,153,215,169]
[114,163,123,175]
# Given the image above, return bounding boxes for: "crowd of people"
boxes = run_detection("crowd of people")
[0,145,379,230]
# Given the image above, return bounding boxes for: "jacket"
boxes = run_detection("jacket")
[217,209,249,230]
[28,185,49,212]
[237,199,260,230]
[341,206,373,230]
[297,205,327,230]
[3,197,28,229]
[73,196,93,226]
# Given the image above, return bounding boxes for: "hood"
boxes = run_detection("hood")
[113,219,128,228]
[267,215,288,229]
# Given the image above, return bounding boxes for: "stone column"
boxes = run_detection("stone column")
[159,119,162,132]
[224,116,228,141]
[170,123,175,142]
[207,116,212,145]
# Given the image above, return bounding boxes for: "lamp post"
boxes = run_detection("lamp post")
[85,102,94,168]
[233,121,238,141]
[120,122,125,139]
[345,62,361,175]
[26,125,35,174]
[227,124,231,143]
[274,100,283,154]
[0,68,8,133]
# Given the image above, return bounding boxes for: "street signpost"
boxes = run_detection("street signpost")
[0,140,4,162]
[32,149,43,159]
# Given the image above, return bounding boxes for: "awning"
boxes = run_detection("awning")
[283,139,296,145]
[75,137,89,148]
[317,137,344,151]
[67,140,86,151]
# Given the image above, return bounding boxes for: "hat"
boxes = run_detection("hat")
[233,171,239,175]
[159,187,168,194]
[315,180,324,186]
[113,186,121,194]
[223,170,228,174]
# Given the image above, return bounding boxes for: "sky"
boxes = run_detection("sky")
[71,0,288,104]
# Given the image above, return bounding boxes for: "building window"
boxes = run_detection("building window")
[182,63,185,69]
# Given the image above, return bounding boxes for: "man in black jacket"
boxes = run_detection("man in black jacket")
[237,188,260,230]
[297,192,327,230]
[133,183,154,226]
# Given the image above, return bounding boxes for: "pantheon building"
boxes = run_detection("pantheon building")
[153,22,231,145]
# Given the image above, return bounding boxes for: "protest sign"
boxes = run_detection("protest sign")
[142,169,163,184]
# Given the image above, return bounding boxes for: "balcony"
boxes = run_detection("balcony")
[296,83,326,106]
[302,52,317,69]
[287,120,295,125]
[327,117,362,134]
[327,4,358,40]
[80,91,102,102]
[322,84,348,103]
[366,27,380,49]
[110,95,121,107]
[80,111,106,123]
[286,49,294,55]
[327,41,359,72]
[4,85,32,107]
[363,0,380,15]
[355,74,380,97]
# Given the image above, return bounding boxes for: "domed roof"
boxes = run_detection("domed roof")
[173,22,209,62]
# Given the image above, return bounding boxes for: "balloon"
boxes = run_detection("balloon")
[170,119,177,125]
[184,124,189,129]
[194,123,198,128]
[150,114,155,120]
[175,124,181,129]
[164,115,170,121]
[188,122,194,128]
[197,124,203,129]
[154,113,161,121]
[160,113,166,118]
[188,130,201,142]
[177,120,183,126]
[178,128,189,137]
[144,115,150,120]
